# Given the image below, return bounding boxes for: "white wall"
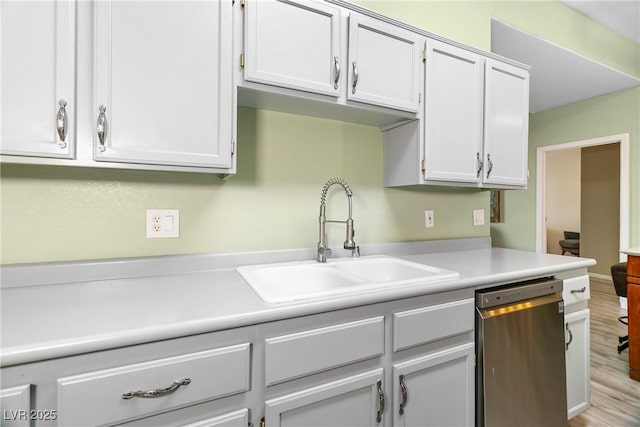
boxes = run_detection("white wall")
[545,148,581,255]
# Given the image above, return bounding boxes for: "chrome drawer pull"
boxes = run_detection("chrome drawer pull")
[376,380,385,423]
[570,287,587,294]
[476,152,483,178]
[56,99,68,148]
[352,61,359,94]
[96,104,108,152]
[565,323,573,350]
[399,374,408,415]
[121,378,191,399]
[486,153,493,179]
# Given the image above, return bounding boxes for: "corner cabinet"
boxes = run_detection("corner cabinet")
[383,39,530,189]
[0,0,76,159]
[1,0,236,175]
[93,0,234,169]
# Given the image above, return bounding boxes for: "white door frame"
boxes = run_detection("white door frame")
[536,133,630,261]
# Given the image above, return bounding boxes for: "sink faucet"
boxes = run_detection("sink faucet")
[317,178,359,263]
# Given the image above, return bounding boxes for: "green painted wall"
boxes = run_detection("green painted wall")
[492,87,640,251]
[1,0,638,265]
[1,109,488,264]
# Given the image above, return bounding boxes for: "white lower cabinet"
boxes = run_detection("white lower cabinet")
[265,369,385,427]
[565,309,591,419]
[0,384,33,427]
[0,291,474,427]
[57,344,251,426]
[561,274,591,419]
[260,290,474,427]
[393,344,474,426]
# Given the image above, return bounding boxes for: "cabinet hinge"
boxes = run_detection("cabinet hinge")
[240,53,245,69]
[231,140,236,155]
[421,159,426,172]
[240,0,245,7]
[421,49,426,62]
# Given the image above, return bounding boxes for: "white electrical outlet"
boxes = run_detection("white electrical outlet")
[425,210,435,228]
[147,209,179,238]
[473,209,485,226]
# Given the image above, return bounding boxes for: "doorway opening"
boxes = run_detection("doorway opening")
[536,134,630,276]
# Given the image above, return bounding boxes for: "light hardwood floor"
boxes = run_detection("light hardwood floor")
[568,278,640,427]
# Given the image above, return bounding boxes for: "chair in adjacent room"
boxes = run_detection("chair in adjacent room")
[611,262,628,353]
[559,231,580,256]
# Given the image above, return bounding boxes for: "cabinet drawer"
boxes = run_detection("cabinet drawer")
[57,343,250,426]
[265,316,384,386]
[393,299,474,351]
[563,275,590,308]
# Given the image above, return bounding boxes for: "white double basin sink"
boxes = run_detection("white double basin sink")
[237,255,459,303]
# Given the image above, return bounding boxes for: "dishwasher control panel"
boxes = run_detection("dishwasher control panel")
[476,277,563,308]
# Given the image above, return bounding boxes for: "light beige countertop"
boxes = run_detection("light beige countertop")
[1,238,595,367]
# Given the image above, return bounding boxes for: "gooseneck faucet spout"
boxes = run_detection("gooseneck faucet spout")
[317,178,359,263]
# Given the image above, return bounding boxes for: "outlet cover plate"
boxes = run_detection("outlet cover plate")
[147,209,179,238]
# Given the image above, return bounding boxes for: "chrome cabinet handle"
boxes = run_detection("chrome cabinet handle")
[565,323,573,350]
[570,287,587,294]
[56,99,68,148]
[486,153,493,179]
[334,56,341,89]
[96,105,107,152]
[376,380,385,423]
[476,152,483,178]
[122,378,191,399]
[399,375,408,415]
[352,61,359,94]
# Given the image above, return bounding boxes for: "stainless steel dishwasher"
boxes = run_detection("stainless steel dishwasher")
[476,277,567,427]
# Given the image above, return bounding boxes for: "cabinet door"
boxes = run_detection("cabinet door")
[393,343,474,427]
[483,59,529,187]
[244,0,341,97]
[348,14,422,113]
[423,40,484,183]
[0,385,32,427]
[265,369,386,427]
[94,0,233,169]
[565,309,591,419]
[0,0,75,159]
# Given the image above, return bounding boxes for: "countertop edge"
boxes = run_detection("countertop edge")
[1,242,596,368]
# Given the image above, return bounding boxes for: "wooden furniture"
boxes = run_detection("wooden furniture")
[627,253,640,381]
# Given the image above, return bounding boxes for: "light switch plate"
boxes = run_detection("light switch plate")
[147,209,180,238]
[425,210,434,228]
[473,209,485,226]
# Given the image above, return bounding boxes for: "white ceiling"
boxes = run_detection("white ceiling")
[491,12,640,113]
[560,0,640,44]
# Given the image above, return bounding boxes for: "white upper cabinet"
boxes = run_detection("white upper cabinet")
[240,0,423,118]
[482,59,530,187]
[347,14,422,113]
[423,39,484,183]
[94,0,234,169]
[244,0,341,97]
[384,40,529,189]
[0,0,76,159]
